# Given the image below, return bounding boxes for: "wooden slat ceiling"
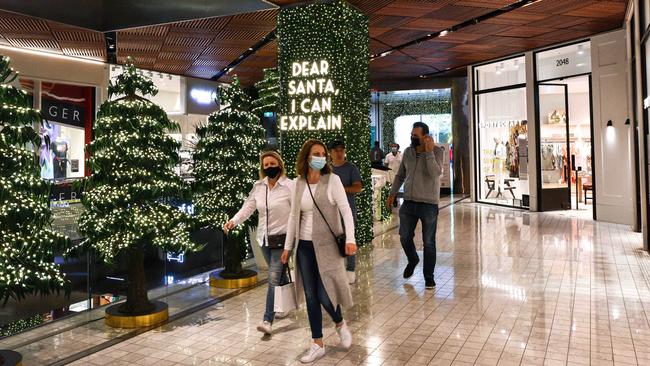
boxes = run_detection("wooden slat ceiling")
[0,0,627,86]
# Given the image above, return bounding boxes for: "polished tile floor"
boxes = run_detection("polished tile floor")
[66,202,650,365]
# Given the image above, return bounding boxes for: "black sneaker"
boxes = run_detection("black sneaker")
[425,279,436,289]
[403,259,419,279]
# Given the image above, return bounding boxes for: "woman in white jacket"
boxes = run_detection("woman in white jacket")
[281,139,357,363]
[224,151,293,336]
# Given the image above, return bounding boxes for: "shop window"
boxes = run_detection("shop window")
[475,89,528,207]
[474,55,529,208]
[39,82,94,181]
[535,41,594,212]
[475,56,525,91]
[535,41,591,82]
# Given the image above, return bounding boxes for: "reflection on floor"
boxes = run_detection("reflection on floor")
[9,200,650,366]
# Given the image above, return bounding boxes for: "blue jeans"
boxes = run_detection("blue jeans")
[297,240,343,339]
[398,201,439,281]
[262,246,288,323]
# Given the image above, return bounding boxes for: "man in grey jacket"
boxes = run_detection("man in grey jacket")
[386,122,444,289]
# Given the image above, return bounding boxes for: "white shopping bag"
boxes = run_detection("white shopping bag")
[274,266,297,313]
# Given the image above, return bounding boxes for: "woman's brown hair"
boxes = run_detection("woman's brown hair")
[296,139,332,177]
[259,150,286,179]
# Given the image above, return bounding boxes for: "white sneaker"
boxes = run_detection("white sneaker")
[300,343,326,363]
[347,271,356,284]
[256,320,272,335]
[336,321,352,349]
[275,311,290,319]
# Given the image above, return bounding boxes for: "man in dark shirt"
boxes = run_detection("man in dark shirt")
[329,140,362,284]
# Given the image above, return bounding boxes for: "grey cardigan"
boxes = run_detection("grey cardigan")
[284,174,354,308]
[389,146,444,204]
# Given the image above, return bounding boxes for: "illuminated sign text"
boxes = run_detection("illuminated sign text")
[280,60,342,130]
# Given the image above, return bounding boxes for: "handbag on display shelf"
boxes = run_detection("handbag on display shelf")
[273,265,297,313]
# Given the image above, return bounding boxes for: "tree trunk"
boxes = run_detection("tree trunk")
[118,248,154,315]
[222,233,244,277]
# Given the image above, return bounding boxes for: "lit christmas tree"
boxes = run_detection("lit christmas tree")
[193,76,266,278]
[79,62,198,315]
[251,68,279,116]
[0,55,70,304]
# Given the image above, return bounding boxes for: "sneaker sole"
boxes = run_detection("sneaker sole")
[256,326,271,335]
[300,352,325,363]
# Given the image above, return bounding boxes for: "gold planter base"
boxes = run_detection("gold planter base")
[0,350,22,366]
[209,269,258,289]
[105,301,168,328]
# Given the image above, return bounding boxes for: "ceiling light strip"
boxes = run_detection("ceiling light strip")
[210,29,277,81]
[0,44,105,65]
[370,0,543,61]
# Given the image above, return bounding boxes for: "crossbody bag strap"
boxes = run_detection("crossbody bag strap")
[306,182,338,240]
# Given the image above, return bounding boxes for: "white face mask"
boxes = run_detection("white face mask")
[391,148,398,153]
[309,156,327,170]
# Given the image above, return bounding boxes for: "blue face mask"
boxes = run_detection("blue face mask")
[309,156,327,170]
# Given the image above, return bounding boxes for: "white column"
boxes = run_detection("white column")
[591,29,634,227]
[525,52,539,212]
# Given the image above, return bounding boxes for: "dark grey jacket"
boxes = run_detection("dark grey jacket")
[389,146,444,204]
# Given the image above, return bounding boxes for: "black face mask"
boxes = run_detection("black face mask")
[411,137,421,147]
[264,166,281,179]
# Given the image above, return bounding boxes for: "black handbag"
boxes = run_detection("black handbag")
[306,182,347,257]
[265,184,286,249]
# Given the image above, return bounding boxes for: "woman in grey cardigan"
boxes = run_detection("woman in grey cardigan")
[281,139,357,363]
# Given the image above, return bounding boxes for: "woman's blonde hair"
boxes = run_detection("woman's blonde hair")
[259,150,286,179]
[296,139,331,177]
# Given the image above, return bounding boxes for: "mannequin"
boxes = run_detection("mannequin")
[50,129,69,180]
[493,138,507,196]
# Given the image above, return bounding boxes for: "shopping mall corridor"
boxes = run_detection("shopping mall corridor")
[64,201,647,366]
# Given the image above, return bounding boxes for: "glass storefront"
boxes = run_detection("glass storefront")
[535,41,593,212]
[0,70,228,339]
[473,56,529,208]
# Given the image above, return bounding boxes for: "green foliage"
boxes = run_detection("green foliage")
[0,313,43,337]
[0,55,70,303]
[78,62,198,262]
[380,183,393,221]
[278,0,373,246]
[382,99,451,152]
[252,68,279,116]
[193,76,266,265]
